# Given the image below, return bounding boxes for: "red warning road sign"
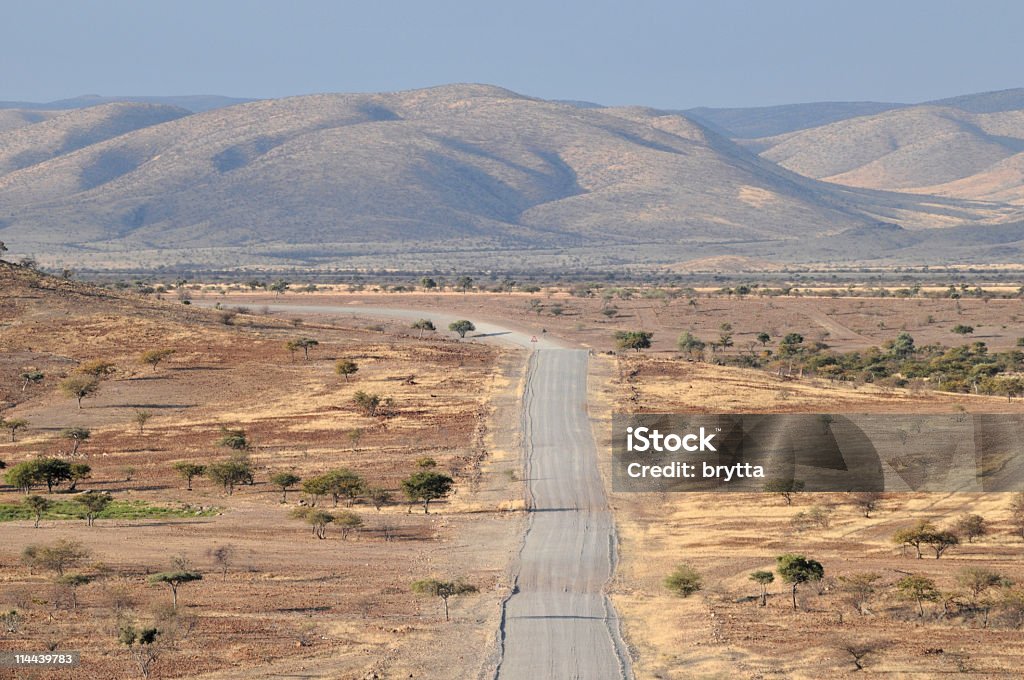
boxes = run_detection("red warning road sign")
[530,336,538,343]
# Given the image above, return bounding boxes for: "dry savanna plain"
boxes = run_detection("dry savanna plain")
[5,270,1024,678]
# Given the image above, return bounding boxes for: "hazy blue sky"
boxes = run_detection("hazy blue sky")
[2,0,1021,108]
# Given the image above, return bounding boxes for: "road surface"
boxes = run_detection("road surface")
[235,302,632,679]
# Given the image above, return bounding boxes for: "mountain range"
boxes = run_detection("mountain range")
[2,84,1024,271]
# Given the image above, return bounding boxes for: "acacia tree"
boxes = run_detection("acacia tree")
[850,491,884,518]
[270,472,301,502]
[334,510,363,539]
[119,624,161,679]
[449,320,475,338]
[892,520,936,559]
[292,507,333,539]
[133,410,153,435]
[77,491,112,526]
[140,349,175,372]
[335,359,358,382]
[838,572,881,615]
[352,391,382,416]
[750,570,774,607]
[895,574,940,616]
[205,457,253,495]
[217,427,250,451]
[411,319,436,338]
[402,471,454,514]
[763,478,805,505]
[67,463,91,491]
[33,458,73,493]
[615,330,653,352]
[2,417,28,442]
[21,539,90,577]
[286,338,318,360]
[20,370,44,392]
[411,578,478,621]
[61,427,91,456]
[25,495,51,528]
[60,374,100,408]
[954,513,987,543]
[366,486,393,511]
[172,462,206,491]
[776,553,824,609]
[5,461,37,493]
[148,571,202,610]
[664,564,702,597]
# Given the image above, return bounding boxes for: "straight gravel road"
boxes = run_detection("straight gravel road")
[232,303,632,679]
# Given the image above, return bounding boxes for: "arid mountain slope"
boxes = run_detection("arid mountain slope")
[0,102,190,177]
[0,84,1002,269]
[754,106,1024,190]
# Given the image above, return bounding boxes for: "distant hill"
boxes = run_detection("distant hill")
[0,84,1004,270]
[925,88,1024,113]
[0,94,252,113]
[0,103,190,177]
[1,84,1023,270]
[684,101,905,139]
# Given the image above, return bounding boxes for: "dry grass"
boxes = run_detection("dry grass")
[0,264,523,679]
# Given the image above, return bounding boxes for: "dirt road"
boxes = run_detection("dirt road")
[252,303,633,679]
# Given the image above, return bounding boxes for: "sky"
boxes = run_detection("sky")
[2,0,1022,109]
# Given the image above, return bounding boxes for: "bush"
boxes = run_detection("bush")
[664,564,702,597]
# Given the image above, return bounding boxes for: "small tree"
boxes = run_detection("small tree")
[353,391,382,416]
[411,578,478,621]
[1010,492,1024,540]
[952,324,974,335]
[302,475,331,507]
[292,507,334,539]
[78,360,117,378]
[172,462,206,491]
[954,513,987,543]
[750,570,774,606]
[34,458,73,493]
[67,462,91,491]
[838,572,881,615]
[5,461,38,493]
[61,427,91,456]
[415,456,437,470]
[119,624,161,678]
[25,495,51,528]
[925,529,959,559]
[60,374,100,408]
[892,520,937,559]
[287,338,319,360]
[455,276,474,293]
[615,330,653,352]
[677,332,705,359]
[133,410,153,435]
[140,349,175,372]
[776,553,824,609]
[402,471,454,514]
[366,486,393,511]
[664,564,702,597]
[449,320,476,338]
[77,491,112,526]
[208,545,233,578]
[334,510,363,539]
[335,359,359,382]
[148,571,202,610]
[411,319,436,338]
[2,417,28,442]
[217,427,250,451]
[895,574,940,616]
[957,566,1007,605]
[850,491,883,518]
[764,478,805,505]
[206,457,253,495]
[271,472,301,502]
[22,539,90,576]
[757,332,771,347]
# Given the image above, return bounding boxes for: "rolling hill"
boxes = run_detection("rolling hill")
[0,84,1021,271]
